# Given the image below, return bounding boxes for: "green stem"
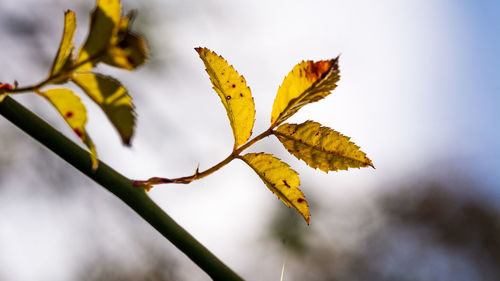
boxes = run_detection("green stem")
[135,128,274,186]
[0,96,243,281]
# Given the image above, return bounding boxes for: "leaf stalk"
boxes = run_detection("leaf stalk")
[134,127,274,187]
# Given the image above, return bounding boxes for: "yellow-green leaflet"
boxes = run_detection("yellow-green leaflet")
[49,10,76,79]
[275,121,374,172]
[271,58,339,127]
[196,47,255,149]
[42,88,98,169]
[241,153,310,224]
[72,72,135,145]
[76,0,122,71]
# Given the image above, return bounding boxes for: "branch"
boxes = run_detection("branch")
[134,127,274,187]
[0,96,243,281]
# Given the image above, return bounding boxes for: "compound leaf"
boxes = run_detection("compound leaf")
[42,88,98,169]
[196,47,255,149]
[274,121,373,172]
[241,153,310,224]
[271,57,340,126]
[72,72,135,145]
[49,10,76,80]
[76,0,122,71]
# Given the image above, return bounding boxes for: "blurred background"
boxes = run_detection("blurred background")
[1,0,499,280]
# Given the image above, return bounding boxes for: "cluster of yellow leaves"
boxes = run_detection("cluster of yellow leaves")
[197,48,372,224]
[42,0,147,169]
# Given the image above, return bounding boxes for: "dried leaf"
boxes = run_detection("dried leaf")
[76,0,122,71]
[195,47,256,148]
[42,88,98,169]
[271,57,340,126]
[72,72,135,145]
[274,121,373,172]
[241,153,310,224]
[49,10,76,80]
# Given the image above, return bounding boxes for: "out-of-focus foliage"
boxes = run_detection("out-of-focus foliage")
[1,0,148,169]
[72,73,135,146]
[49,11,75,80]
[76,0,122,71]
[42,88,97,168]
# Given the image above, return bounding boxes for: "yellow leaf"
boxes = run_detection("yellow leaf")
[102,33,148,70]
[274,121,374,172]
[271,57,340,126]
[72,72,135,145]
[42,88,98,169]
[195,47,255,149]
[49,11,76,80]
[101,12,149,70]
[241,153,310,224]
[76,0,122,71]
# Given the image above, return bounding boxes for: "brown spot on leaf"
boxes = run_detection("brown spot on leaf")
[231,84,236,88]
[283,180,290,188]
[73,128,83,138]
[65,111,74,118]
[305,60,333,82]
[226,95,231,100]
[239,93,243,97]
[297,198,305,203]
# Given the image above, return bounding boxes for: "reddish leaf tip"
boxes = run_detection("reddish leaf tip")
[73,128,83,138]
[0,83,13,91]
